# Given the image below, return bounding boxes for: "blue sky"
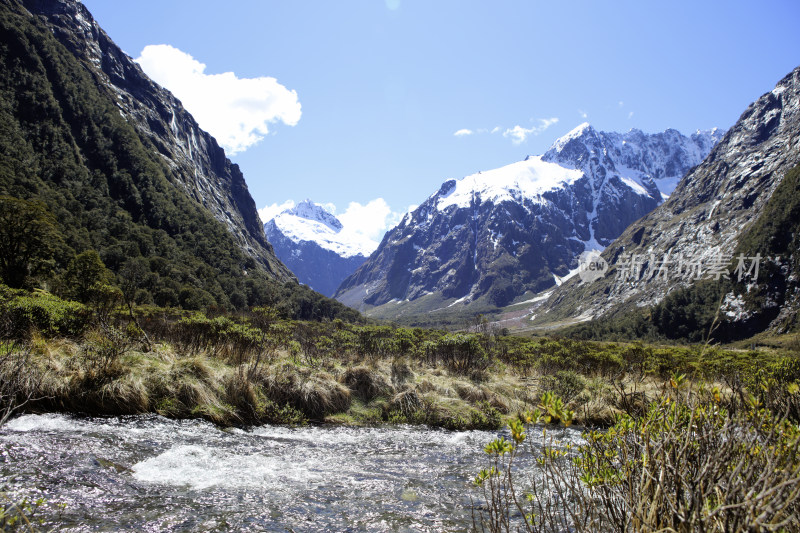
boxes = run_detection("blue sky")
[81,0,800,243]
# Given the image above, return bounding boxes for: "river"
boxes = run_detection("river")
[0,414,582,532]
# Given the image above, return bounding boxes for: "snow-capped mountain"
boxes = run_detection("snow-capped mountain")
[545,124,725,198]
[539,124,724,245]
[534,65,800,334]
[335,125,722,318]
[264,200,370,296]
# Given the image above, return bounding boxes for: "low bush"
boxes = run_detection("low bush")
[473,383,800,532]
[426,334,489,374]
[0,290,91,338]
[539,370,584,402]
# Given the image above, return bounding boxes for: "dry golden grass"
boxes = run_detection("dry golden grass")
[0,334,699,430]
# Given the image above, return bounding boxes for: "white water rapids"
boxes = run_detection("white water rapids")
[0,414,582,531]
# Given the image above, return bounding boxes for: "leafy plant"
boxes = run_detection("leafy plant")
[473,385,800,532]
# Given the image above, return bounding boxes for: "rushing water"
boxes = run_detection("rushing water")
[0,414,582,531]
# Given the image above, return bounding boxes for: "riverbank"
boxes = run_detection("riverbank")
[2,289,799,432]
[10,336,517,430]
[5,329,798,432]
[3,292,800,531]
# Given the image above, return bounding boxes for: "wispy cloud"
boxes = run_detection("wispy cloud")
[456,119,558,144]
[502,117,559,145]
[578,109,588,119]
[258,200,296,224]
[136,44,301,155]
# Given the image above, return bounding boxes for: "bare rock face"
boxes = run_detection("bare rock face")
[21,0,292,280]
[536,66,800,327]
[336,126,719,315]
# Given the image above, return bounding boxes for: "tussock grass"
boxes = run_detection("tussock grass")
[2,297,797,433]
[342,366,394,403]
[454,382,488,403]
[388,389,421,416]
[390,357,414,386]
[0,334,690,430]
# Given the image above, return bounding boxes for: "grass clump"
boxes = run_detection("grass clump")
[342,366,394,403]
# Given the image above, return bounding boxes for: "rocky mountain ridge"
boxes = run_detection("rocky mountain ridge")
[335,125,721,320]
[532,65,800,333]
[21,0,291,279]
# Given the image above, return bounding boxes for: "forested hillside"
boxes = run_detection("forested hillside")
[0,0,358,321]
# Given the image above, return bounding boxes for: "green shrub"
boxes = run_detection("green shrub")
[469,400,503,430]
[427,334,489,374]
[540,370,584,401]
[0,290,90,338]
[473,386,800,532]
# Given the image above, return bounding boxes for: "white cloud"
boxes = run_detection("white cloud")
[135,44,302,154]
[454,128,473,137]
[578,109,588,119]
[628,111,634,119]
[338,198,405,243]
[258,200,295,224]
[618,101,625,107]
[502,117,559,145]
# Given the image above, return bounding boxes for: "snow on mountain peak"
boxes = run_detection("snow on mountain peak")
[548,122,594,153]
[433,123,724,214]
[286,199,342,231]
[542,124,725,196]
[436,155,585,211]
[264,200,374,258]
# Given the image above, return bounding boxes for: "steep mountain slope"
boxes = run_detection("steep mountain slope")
[534,66,800,337]
[0,0,352,313]
[20,0,287,276]
[336,126,720,320]
[264,200,369,296]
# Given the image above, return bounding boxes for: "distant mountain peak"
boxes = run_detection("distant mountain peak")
[265,199,374,259]
[284,199,343,231]
[548,122,595,153]
[336,124,723,316]
[263,199,370,296]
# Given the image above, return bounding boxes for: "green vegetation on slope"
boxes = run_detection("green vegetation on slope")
[0,0,359,321]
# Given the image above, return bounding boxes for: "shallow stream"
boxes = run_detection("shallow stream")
[0,414,582,531]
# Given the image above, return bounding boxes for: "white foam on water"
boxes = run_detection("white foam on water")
[132,444,321,490]
[4,413,87,433]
